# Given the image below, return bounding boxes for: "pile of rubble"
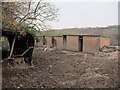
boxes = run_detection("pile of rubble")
[100,46,119,53]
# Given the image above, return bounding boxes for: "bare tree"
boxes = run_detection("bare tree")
[2,0,59,31]
[2,1,59,59]
[2,2,18,30]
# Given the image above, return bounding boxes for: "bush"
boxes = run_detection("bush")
[23,26,40,42]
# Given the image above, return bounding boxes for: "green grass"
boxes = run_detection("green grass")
[110,42,120,46]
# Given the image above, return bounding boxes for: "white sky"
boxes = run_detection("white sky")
[3,0,119,29]
[45,0,119,29]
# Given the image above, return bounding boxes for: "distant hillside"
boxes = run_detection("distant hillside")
[43,25,119,46]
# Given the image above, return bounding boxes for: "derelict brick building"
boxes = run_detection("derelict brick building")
[42,35,110,53]
[53,36,63,49]
[62,35,110,53]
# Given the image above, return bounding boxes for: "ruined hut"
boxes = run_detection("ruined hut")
[41,34,110,53]
[52,36,63,49]
[62,35,110,53]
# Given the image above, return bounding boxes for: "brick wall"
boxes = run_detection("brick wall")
[83,36,99,53]
[44,35,110,53]
[100,37,110,48]
[55,36,63,49]
[46,37,51,48]
[66,36,79,51]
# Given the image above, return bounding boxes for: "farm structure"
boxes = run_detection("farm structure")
[41,35,110,53]
[2,30,35,65]
[41,36,63,49]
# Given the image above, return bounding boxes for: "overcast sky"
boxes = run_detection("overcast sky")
[14,0,119,29]
[4,0,119,29]
[44,0,119,29]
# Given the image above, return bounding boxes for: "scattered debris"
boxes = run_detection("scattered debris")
[100,46,117,53]
[2,47,118,88]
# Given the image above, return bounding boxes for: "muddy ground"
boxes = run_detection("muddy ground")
[2,48,119,89]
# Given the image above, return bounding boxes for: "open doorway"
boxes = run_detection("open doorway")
[63,35,67,49]
[43,36,47,45]
[51,36,56,47]
[78,36,83,51]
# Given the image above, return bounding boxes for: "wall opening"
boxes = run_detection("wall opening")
[43,36,46,45]
[63,35,67,44]
[63,35,67,49]
[78,36,83,51]
[51,36,56,47]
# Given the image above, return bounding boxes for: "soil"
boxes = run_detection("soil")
[2,48,119,88]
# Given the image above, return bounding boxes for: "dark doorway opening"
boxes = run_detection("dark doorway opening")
[51,36,56,47]
[78,36,83,51]
[43,36,46,45]
[63,35,67,44]
[63,35,67,49]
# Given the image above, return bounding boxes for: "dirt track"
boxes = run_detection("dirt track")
[2,48,118,88]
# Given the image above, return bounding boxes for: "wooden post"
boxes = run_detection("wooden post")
[8,36,16,59]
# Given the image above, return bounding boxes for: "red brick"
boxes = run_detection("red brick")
[100,37,110,48]
[46,36,51,48]
[66,36,79,51]
[83,36,99,53]
[55,36,63,49]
